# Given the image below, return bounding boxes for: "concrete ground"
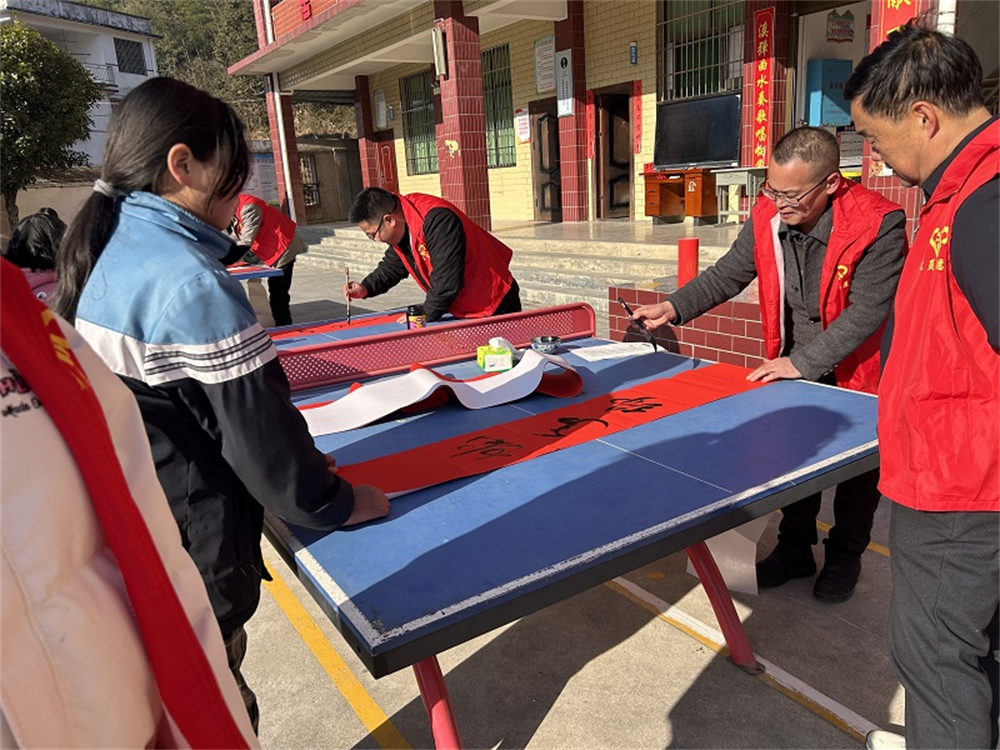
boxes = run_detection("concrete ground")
[241,230,905,750]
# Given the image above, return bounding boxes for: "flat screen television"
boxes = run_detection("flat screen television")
[653,94,741,169]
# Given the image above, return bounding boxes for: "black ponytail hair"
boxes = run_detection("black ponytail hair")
[52,77,250,321]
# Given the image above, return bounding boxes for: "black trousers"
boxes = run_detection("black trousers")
[267,260,295,327]
[888,501,999,749]
[776,466,881,556]
[223,625,259,735]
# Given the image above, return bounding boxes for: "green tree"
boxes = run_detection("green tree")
[0,21,101,224]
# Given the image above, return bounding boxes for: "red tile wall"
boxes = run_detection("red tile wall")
[740,1,792,168]
[555,0,589,222]
[608,286,765,370]
[858,0,937,239]
[354,75,377,188]
[434,4,492,230]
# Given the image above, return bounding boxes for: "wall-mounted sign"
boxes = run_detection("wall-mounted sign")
[752,7,775,168]
[556,50,573,117]
[515,108,530,143]
[535,35,555,93]
[826,9,855,42]
[374,89,387,130]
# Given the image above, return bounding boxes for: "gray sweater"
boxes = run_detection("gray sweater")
[668,202,906,381]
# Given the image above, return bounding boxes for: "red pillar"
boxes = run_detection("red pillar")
[433,0,491,230]
[264,77,305,220]
[251,0,269,47]
[860,0,935,236]
[554,0,588,222]
[354,75,378,188]
[740,1,792,169]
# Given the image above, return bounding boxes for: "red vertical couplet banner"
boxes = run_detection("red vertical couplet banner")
[586,89,595,160]
[879,0,917,43]
[752,7,775,169]
[632,80,643,155]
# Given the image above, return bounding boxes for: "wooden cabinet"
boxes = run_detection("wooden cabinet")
[644,169,717,220]
[643,173,685,219]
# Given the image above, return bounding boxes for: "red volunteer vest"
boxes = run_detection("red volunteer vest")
[752,179,903,393]
[236,193,297,266]
[878,120,1000,512]
[395,194,514,318]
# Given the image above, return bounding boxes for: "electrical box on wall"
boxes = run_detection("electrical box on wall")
[805,58,852,127]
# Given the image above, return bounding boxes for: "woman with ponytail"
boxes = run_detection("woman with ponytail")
[54,78,390,732]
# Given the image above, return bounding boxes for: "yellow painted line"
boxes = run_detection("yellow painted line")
[262,556,411,750]
[816,521,891,558]
[608,576,878,742]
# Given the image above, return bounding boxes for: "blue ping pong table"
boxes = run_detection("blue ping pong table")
[267,336,879,749]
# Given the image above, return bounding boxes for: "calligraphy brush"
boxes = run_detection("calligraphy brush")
[345,266,351,325]
[616,296,659,352]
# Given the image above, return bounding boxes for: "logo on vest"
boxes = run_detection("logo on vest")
[836,264,851,289]
[919,225,949,272]
[417,243,430,261]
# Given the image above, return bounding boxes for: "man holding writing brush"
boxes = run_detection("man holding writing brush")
[344,187,521,322]
[631,126,907,603]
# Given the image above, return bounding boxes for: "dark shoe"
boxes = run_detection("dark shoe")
[814,540,862,603]
[756,544,816,588]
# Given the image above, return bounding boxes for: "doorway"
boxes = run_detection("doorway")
[594,86,633,220]
[529,98,562,222]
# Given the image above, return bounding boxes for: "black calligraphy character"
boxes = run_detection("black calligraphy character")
[535,416,610,438]
[607,396,662,414]
[452,435,524,460]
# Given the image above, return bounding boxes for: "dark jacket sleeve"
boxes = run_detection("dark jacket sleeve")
[668,218,758,325]
[361,245,410,297]
[952,176,999,351]
[790,210,906,380]
[172,358,355,530]
[422,208,467,321]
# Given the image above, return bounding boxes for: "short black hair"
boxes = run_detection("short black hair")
[844,16,985,121]
[349,187,398,224]
[772,127,840,177]
[4,212,65,271]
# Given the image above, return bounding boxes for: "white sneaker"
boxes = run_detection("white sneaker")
[865,729,906,750]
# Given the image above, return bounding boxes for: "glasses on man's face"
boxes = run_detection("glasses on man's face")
[762,174,831,207]
[366,214,388,242]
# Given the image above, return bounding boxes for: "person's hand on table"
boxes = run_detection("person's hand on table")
[343,485,391,526]
[343,281,369,301]
[324,454,337,473]
[631,300,677,330]
[747,357,802,383]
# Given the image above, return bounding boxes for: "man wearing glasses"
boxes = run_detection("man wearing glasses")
[632,126,906,603]
[344,187,521,322]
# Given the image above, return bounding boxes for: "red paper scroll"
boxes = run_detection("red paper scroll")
[338,363,765,496]
[752,7,775,168]
[879,0,917,43]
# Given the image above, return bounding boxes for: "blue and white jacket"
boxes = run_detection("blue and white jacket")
[76,193,354,634]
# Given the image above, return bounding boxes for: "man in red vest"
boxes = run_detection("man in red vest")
[344,187,521,322]
[228,193,306,327]
[632,126,906,603]
[846,19,998,750]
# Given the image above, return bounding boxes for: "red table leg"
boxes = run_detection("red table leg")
[412,656,464,749]
[686,541,763,674]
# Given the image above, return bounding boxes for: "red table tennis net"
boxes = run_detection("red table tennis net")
[278,303,596,392]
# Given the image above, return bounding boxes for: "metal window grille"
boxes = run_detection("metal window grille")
[400,70,439,175]
[113,38,147,76]
[300,154,320,207]
[658,0,743,101]
[482,44,516,168]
